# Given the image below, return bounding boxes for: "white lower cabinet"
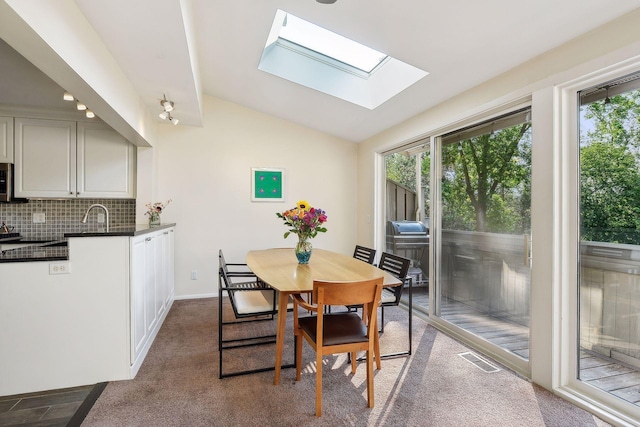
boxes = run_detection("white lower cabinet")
[130,227,175,374]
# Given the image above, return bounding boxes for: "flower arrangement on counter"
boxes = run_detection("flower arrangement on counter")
[276,199,328,240]
[145,199,172,226]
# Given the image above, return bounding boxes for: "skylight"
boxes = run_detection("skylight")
[278,13,388,74]
[258,10,429,110]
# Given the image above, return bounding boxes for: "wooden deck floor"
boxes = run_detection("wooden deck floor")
[406,287,640,407]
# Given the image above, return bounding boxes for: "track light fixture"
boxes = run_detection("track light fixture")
[158,94,179,125]
[62,91,95,118]
[160,95,174,112]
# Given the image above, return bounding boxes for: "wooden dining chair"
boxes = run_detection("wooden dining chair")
[353,245,377,264]
[293,277,383,416]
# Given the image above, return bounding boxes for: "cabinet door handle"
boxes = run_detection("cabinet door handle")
[145,237,152,242]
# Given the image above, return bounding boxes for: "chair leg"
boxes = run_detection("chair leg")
[316,352,323,417]
[374,324,382,370]
[295,333,302,381]
[366,349,374,408]
[350,351,357,373]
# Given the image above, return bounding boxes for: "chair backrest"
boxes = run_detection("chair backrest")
[353,245,376,264]
[378,252,411,280]
[218,253,276,318]
[313,277,383,314]
[378,252,411,302]
[219,249,229,276]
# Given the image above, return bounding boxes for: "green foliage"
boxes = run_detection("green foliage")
[386,153,416,191]
[580,90,640,243]
[441,122,532,233]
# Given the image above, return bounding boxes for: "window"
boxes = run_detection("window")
[259,10,429,109]
[278,12,388,75]
[578,72,640,409]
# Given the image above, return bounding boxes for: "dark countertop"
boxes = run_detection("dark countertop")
[64,223,176,238]
[0,224,175,263]
[0,241,68,263]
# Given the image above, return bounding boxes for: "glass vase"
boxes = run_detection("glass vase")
[148,212,161,226]
[295,238,313,264]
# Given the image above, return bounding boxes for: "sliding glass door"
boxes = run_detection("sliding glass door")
[578,73,640,408]
[385,147,430,313]
[435,108,532,362]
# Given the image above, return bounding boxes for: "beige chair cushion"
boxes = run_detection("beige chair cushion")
[380,288,397,304]
[234,290,275,315]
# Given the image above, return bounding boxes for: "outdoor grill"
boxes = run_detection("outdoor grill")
[386,220,429,286]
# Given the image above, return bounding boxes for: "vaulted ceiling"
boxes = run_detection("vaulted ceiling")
[1,1,640,142]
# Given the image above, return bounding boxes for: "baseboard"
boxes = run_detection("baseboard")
[174,293,217,300]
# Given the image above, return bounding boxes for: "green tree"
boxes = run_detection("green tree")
[385,153,416,191]
[442,123,532,233]
[580,90,640,243]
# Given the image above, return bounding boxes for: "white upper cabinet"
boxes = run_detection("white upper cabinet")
[77,122,136,198]
[14,118,76,198]
[0,116,13,163]
[14,118,136,199]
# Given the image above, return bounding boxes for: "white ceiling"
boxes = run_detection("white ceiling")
[4,1,640,142]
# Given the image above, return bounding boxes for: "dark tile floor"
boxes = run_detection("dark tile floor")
[0,383,106,427]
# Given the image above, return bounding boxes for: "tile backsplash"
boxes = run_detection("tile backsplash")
[0,199,136,241]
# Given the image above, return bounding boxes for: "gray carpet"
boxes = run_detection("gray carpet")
[82,298,610,426]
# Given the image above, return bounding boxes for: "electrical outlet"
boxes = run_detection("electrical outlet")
[191,270,198,280]
[33,212,46,223]
[49,262,71,275]
[97,213,105,223]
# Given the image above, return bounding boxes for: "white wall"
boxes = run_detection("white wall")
[154,95,358,298]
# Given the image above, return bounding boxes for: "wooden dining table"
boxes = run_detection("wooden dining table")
[246,247,402,385]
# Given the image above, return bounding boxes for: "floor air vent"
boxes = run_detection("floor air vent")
[458,352,500,373]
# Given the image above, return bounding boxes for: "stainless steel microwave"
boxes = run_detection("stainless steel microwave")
[0,163,13,202]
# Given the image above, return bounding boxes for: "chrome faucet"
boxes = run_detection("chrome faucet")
[80,204,109,232]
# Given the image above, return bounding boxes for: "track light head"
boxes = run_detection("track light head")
[158,94,179,125]
[160,95,174,112]
[162,100,174,112]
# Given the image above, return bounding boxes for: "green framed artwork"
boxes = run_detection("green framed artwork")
[251,168,285,202]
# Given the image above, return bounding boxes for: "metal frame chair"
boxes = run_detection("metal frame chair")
[377,252,413,358]
[348,252,412,361]
[218,249,294,378]
[353,245,377,264]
